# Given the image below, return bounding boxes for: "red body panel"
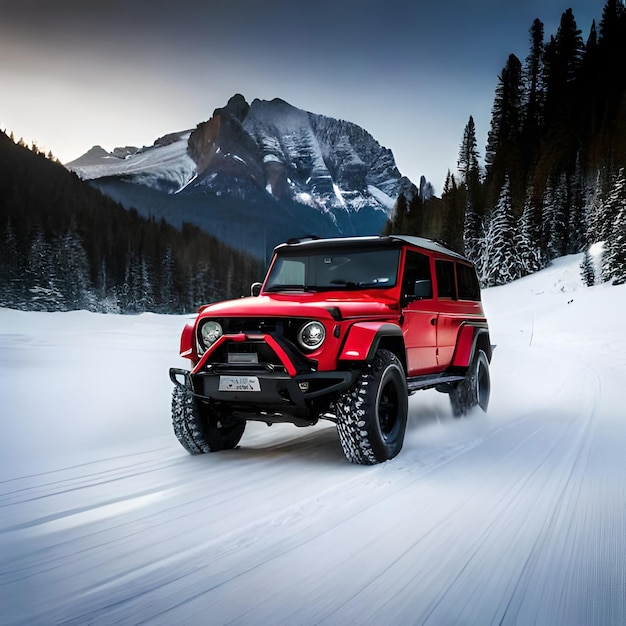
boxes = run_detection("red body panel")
[178,236,489,380]
[339,322,396,361]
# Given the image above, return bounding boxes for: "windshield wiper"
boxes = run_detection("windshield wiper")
[328,279,359,289]
[264,284,318,292]
[328,279,390,289]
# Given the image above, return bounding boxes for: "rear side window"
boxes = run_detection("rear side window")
[435,260,456,299]
[457,263,481,301]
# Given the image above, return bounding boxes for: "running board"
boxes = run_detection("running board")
[407,373,465,393]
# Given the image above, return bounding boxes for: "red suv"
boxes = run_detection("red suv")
[170,235,492,464]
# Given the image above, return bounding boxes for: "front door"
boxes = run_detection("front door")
[400,250,439,375]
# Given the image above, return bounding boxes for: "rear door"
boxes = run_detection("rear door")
[433,259,460,366]
[434,259,484,367]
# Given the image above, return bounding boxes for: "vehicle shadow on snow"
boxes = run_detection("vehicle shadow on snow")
[193,423,351,467]
[183,392,461,467]
[408,390,459,430]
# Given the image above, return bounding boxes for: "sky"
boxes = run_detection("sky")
[0,0,607,194]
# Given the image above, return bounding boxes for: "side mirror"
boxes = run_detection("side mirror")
[250,282,262,297]
[413,279,432,300]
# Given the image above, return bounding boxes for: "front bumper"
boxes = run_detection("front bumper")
[171,330,362,420]
[169,367,357,419]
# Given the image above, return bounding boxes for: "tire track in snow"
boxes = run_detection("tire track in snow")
[1,419,496,625]
[2,337,619,625]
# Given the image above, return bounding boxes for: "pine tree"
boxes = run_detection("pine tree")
[544,8,584,122]
[463,200,483,265]
[54,228,94,310]
[585,171,609,243]
[485,55,524,173]
[567,156,587,253]
[481,177,521,286]
[159,246,177,313]
[457,116,481,184]
[485,54,525,211]
[518,197,543,275]
[0,217,24,307]
[542,174,568,261]
[523,18,546,139]
[601,168,626,283]
[26,229,63,311]
[580,249,596,286]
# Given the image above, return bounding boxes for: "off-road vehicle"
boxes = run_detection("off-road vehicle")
[170,235,492,464]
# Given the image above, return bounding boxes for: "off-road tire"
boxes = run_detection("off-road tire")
[171,386,246,454]
[449,349,490,417]
[335,349,408,465]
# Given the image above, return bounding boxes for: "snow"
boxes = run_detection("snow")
[332,182,346,206]
[68,132,196,191]
[367,183,396,210]
[1,253,626,624]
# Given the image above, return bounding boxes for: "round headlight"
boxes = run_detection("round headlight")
[200,321,223,348]
[297,321,326,351]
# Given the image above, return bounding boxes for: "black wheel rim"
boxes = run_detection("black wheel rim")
[377,377,400,436]
[476,359,490,411]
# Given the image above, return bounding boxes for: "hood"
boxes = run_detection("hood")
[198,292,399,321]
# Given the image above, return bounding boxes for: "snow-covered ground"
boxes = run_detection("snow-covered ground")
[1,253,625,625]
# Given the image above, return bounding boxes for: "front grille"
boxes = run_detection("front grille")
[199,317,320,374]
[221,318,282,335]
[208,339,285,371]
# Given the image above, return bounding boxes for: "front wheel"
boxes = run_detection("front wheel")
[335,349,408,465]
[171,385,246,454]
[449,349,490,417]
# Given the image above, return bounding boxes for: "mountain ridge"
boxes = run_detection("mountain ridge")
[67,95,419,258]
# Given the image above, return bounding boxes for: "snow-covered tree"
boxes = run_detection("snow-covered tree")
[0,217,25,307]
[26,229,63,311]
[584,171,607,243]
[481,177,521,286]
[463,200,483,268]
[518,197,543,275]
[542,174,568,261]
[601,168,626,284]
[54,229,94,310]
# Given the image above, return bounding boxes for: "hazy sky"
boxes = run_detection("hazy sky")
[0,0,606,193]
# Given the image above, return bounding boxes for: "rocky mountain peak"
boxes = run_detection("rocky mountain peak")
[213,93,250,122]
[66,94,423,258]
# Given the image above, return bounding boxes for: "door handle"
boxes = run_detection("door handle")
[430,317,437,325]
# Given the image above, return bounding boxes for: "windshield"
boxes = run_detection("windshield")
[264,247,401,292]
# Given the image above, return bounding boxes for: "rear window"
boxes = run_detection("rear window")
[457,263,481,301]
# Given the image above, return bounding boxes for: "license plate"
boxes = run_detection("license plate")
[219,375,260,392]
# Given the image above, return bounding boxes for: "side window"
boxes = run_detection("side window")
[457,263,481,301]
[401,250,432,306]
[435,260,456,299]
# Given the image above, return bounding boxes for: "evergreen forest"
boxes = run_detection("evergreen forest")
[386,0,626,287]
[0,131,262,313]
[3,1,626,313]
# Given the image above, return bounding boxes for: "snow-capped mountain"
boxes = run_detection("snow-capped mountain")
[67,95,417,258]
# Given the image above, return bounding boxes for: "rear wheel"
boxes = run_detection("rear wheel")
[449,349,490,417]
[335,349,408,465]
[171,386,246,454]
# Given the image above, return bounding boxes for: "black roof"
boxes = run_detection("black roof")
[274,235,468,262]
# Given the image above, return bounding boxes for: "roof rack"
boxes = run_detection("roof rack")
[285,235,320,244]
